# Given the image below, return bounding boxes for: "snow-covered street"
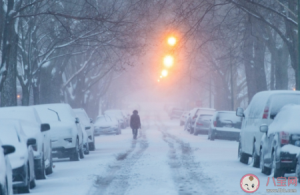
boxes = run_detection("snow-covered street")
[25,111,300,195]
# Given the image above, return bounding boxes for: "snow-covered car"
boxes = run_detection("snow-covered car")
[260,105,300,178]
[73,108,95,151]
[0,140,14,195]
[208,111,241,141]
[33,104,85,161]
[186,108,215,134]
[104,110,126,129]
[236,90,300,168]
[169,108,184,119]
[0,107,52,179]
[0,120,36,193]
[193,114,213,135]
[94,115,121,135]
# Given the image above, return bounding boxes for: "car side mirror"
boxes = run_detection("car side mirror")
[75,117,80,124]
[2,145,15,155]
[90,118,93,123]
[236,107,244,117]
[85,126,91,130]
[260,124,268,133]
[27,138,36,146]
[41,123,50,132]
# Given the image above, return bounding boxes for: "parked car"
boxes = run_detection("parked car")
[260,105,300,178]
[73,108,95,151]
[0,107,52,179]
[180,112,188,126]
[169,108,184,120]
[0,140,14,195]
[208,111,241,141]
[104,110,126,129]
[236,90,300,168]
[94,115,121,135]
[0,120,36,193]
[193,114,213,135]
[186,108,215,134]
[33,104,85,161]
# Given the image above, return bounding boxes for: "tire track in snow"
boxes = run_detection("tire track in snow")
[87,116,150,195]
[156,117,218,195]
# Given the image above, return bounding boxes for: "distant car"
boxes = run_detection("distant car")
[0,107,52,179]
[180,112,188,126]
[104,110,126,129]
[193,114,213,135]
[33,104,85,161]
[94,115,121,135]
[169,108,184,120]
[236,90,300,168]
[186,108,215,134]
[0,140,14,195]
[0,120,36,193]
[260,105,300,178]
[208,111,241,141]
[73,108,95,151]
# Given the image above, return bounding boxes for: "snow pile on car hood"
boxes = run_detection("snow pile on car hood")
[269,104,300,134]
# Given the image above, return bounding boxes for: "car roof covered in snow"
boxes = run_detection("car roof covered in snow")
[244,90,300,118]
[0,106,41,124]
[34,103,75,122]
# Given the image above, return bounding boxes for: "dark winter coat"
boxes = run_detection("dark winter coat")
[130,113,141,129]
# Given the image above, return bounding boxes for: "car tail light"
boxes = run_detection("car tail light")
[262,107,269,119]
[197,123,203,126]
[213,121,217,127]
[280,131,290,145]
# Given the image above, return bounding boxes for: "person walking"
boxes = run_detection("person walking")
[130,110,141,139]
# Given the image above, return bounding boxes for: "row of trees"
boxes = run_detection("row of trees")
[0,0,161,117]
[169,0,298,110]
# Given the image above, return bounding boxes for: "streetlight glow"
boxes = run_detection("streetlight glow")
[163,55,174,68]
[168,36,176,46]
[161,70,168,77]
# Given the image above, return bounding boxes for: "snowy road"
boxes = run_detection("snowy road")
[26,111,300,195]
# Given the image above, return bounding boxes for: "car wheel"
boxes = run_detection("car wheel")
[260,148,271,175]
[36,156,46,180]
[70,139,80,161]
[210,130,215,141]
[89,138,95,151]
[18,164,30,193]
[252,144,260,168]
[238,141,249,164]
[272,150,284,178]
[84,143,90,155]
[45,152,53,175]
[1,177,8,195]
[79,143,84,159]
[296,159,300,183]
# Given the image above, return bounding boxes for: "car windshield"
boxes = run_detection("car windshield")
[216,112,241,128]
[270,94,300,119]
[198,115,212,122]
[0,125,20,144]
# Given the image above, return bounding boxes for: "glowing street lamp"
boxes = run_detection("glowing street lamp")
[167,36,176,46]
[161,70,168,77]
[163,55,174,68]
